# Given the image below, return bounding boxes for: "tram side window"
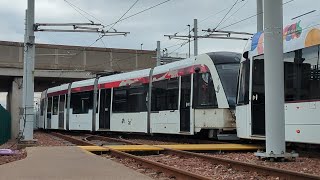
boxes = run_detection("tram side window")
[113,85,148,113]
[302,46,320,100]
[284,46,320,101]
[237,60,250,105]
[113,87,128,113]
[151,78,179,111]
[128,85,148,112]
[71,91,93,114]
[167,78,179,110]
[52,96,59,115]
[193,72,218,108]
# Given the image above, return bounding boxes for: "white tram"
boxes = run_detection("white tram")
[38,52,241,138]
[236,18,320,144]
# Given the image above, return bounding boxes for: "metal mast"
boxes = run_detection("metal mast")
[264,0,285,158]
[187,24,191,58]
[21,0,36,141]
[255,0,298,160]
[21,0,130,141]
[156,41,161,66]
[257,0,263,32]
[193,19,198,56]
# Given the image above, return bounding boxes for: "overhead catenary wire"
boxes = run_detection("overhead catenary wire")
[98,37,125,72]
[165,0,295,56]
[64,0,95,23]
[167,0,246,39]
[167,39,196,56]
[218,0,296,30]
[161,1,240,50]
[104,0,172,28]
[64,0,107,25]
[57,0,172,67]
[45,0,320,71]
[215,0,240,30]
[93,0,140,44]
[162,0,247,53]
[107,0,140,32]
[93,0,140,71]
[218,0,249,28]
[56,0,140,68]
[283,0,295,5]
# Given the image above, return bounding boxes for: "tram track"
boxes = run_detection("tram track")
[50,132,320,180]
[51,132,210,180]
[87,134,320,180]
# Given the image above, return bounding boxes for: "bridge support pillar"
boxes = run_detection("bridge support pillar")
[7,77,23,139]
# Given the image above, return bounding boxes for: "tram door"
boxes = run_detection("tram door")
[180,76,191,132]
[58,95,65,129]
[99,89,111,129]
[251,59,266,135]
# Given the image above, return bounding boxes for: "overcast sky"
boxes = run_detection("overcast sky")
[1,0,319,54]
[0,0,320,107]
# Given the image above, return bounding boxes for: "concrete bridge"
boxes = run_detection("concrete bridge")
[0,40,156,138]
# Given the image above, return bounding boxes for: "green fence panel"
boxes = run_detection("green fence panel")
[0,105,11,145]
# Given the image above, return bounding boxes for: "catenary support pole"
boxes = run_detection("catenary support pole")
[22,0,35,141]
[254,0,299,160]
[156,41,161,66]
[264,0,285,157]
[22,9,28,122]
[193,19,198,56]
[257,0,263,32]
[188,25,191,58]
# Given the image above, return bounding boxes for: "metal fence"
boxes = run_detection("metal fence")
[0,105,11,145]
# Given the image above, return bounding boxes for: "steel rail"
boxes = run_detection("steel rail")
[49,132,211,180]
[51,133,320,180]
[85,135,138,145]
[50,132,94,146]
[87,134,226,145]
[89,134,320,180]
[162,148,320,180]
[109,149,210,180]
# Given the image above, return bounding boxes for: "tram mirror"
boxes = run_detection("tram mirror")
[243,51,248,59]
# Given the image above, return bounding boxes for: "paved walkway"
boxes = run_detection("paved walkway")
[0,146,152,180]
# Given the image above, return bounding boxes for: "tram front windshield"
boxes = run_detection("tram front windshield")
[216,63,240,107]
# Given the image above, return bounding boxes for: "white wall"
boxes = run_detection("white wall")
[0,92,41,110]
[0,92,7,108]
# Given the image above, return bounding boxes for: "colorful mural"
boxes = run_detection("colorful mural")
[248,19,320,57]
[251,21,303,55]
[283,21,302,41]
[251,32,264,54]
[305,28,320,47]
